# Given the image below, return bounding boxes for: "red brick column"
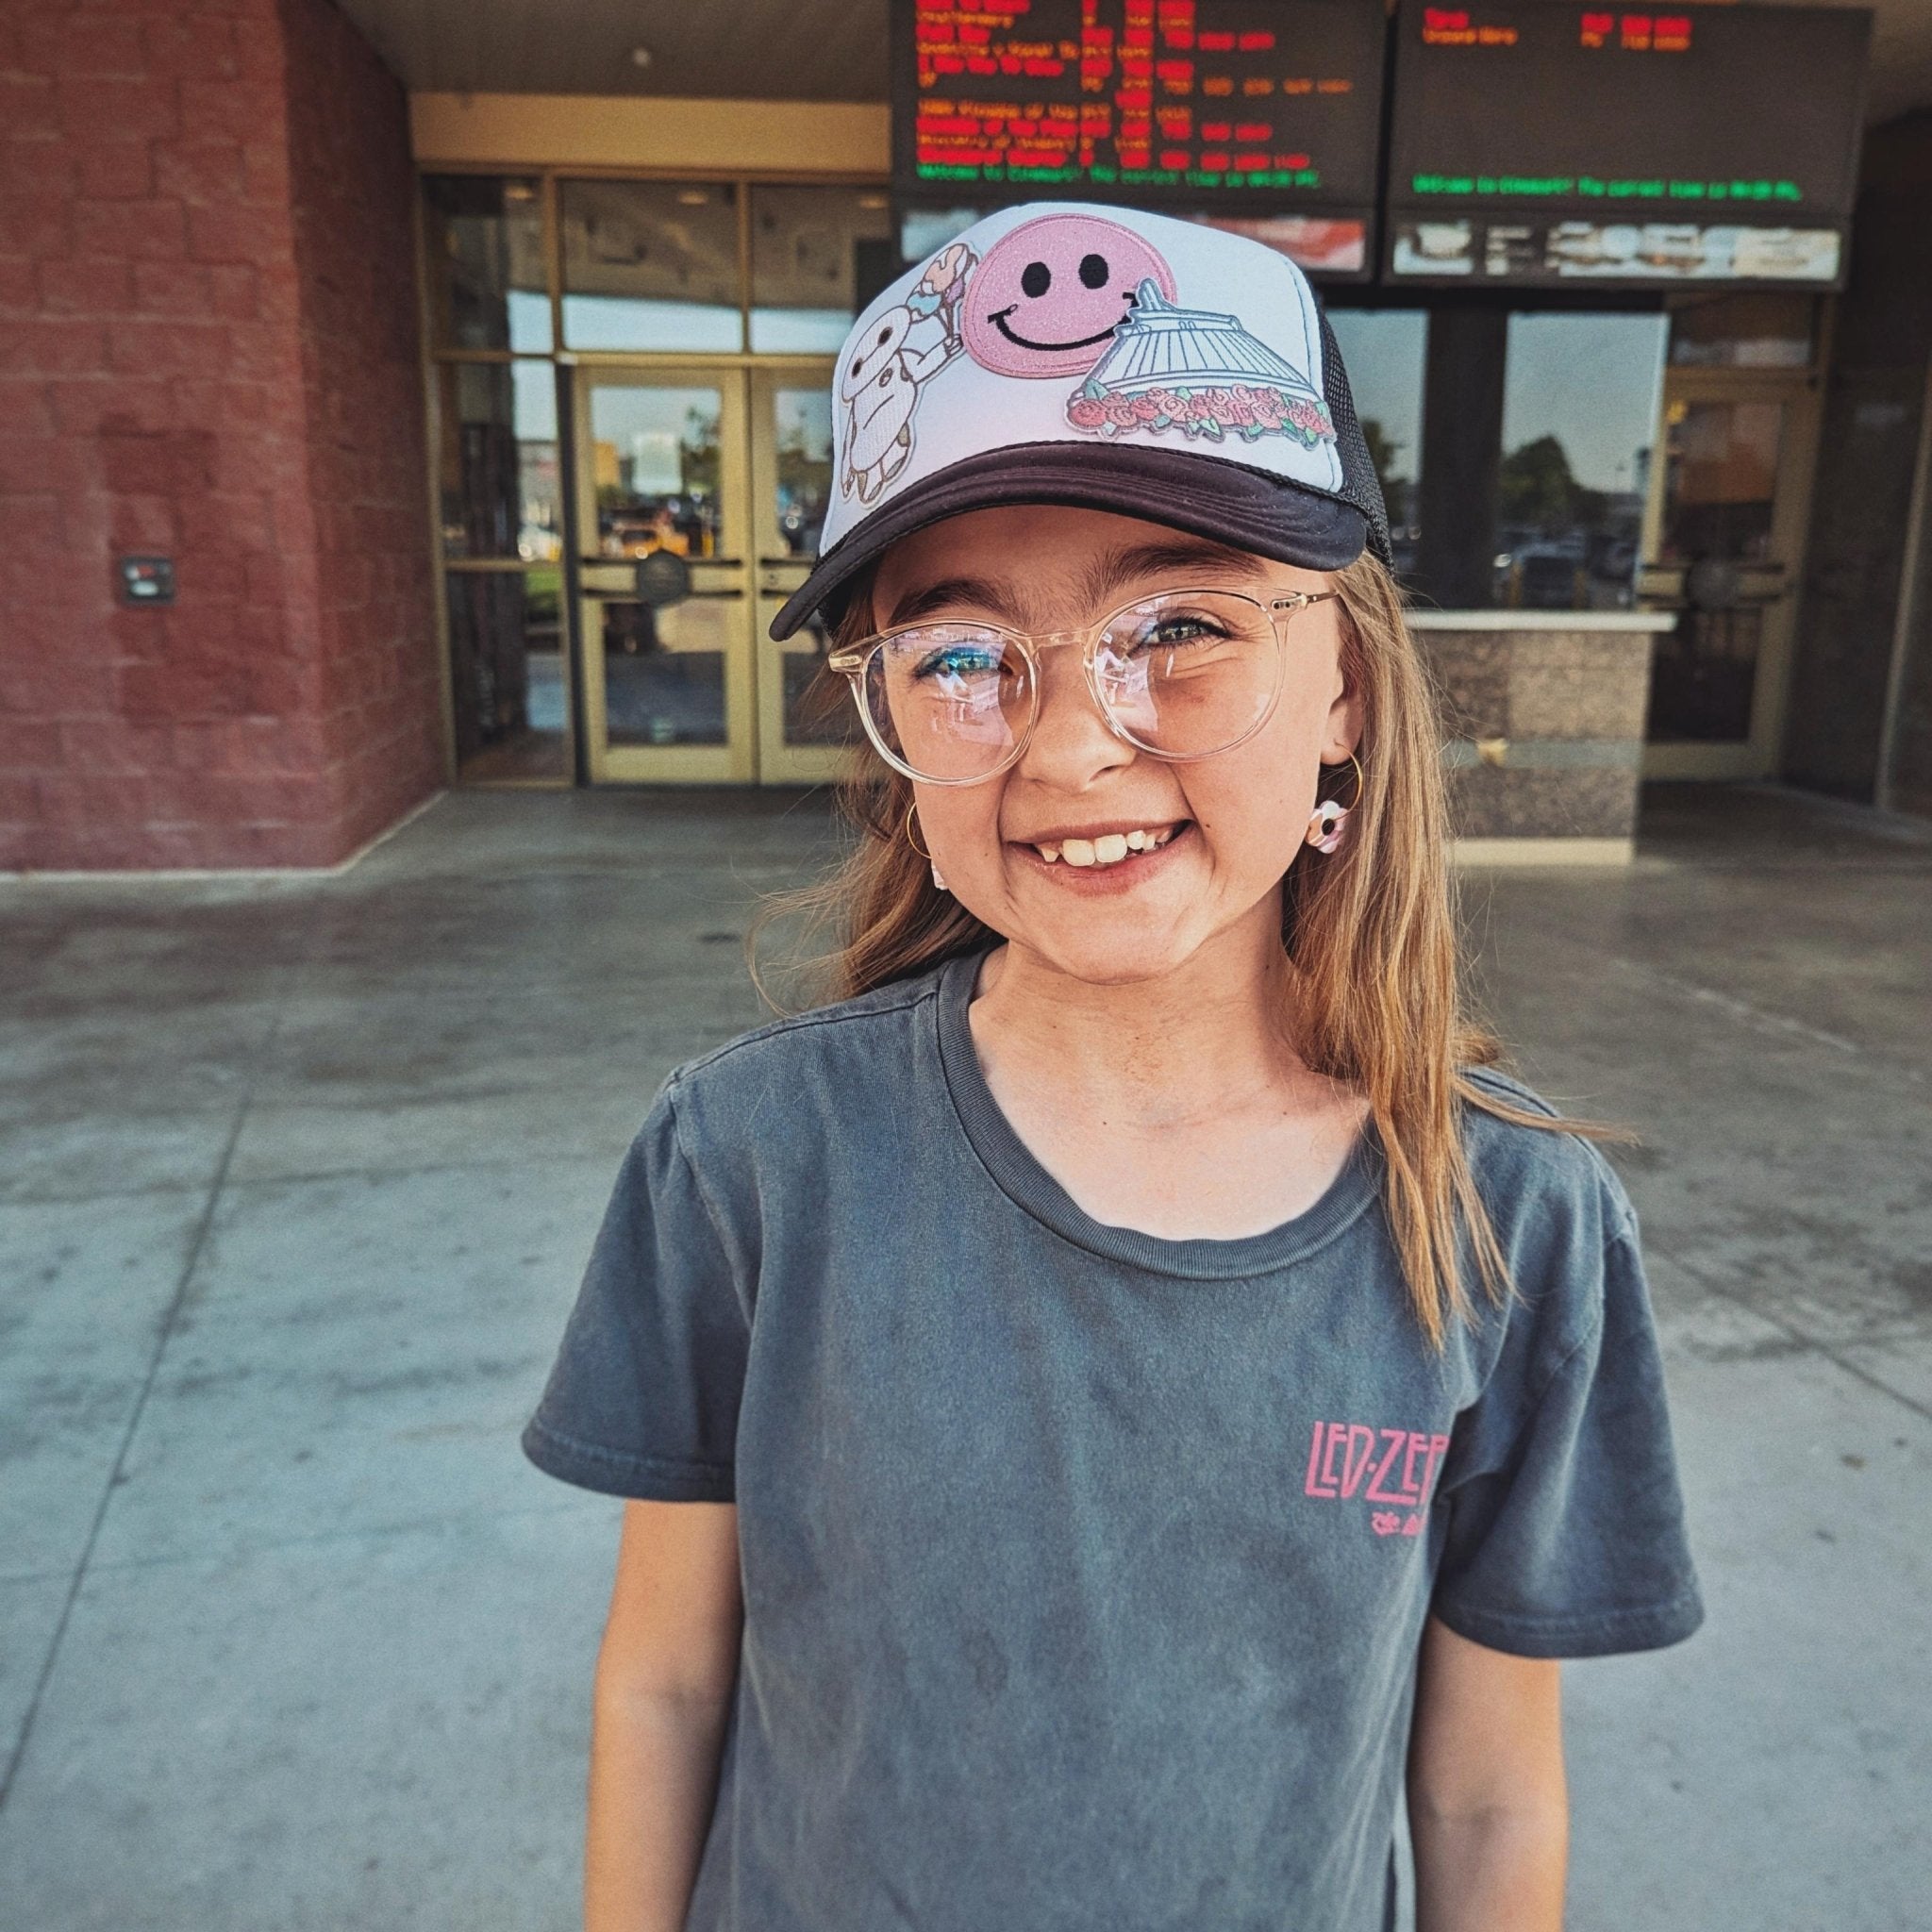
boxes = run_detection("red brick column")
[0,0,441,870]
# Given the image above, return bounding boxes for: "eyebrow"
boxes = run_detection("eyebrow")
[883,535,1268,628]
[1079,538,1269,608]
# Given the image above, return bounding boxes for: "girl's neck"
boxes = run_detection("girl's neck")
[970,906,1309,1126]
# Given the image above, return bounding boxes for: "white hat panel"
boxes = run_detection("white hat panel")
[822,202,1345,554]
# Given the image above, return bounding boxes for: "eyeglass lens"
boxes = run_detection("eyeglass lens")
[858,591,1286,782]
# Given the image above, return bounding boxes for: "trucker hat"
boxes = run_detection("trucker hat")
[770,200,1391,641]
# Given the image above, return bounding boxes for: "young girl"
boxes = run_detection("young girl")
[523,204,1702,1932]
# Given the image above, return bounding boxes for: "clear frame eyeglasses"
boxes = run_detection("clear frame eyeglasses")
[825,587,1342,787]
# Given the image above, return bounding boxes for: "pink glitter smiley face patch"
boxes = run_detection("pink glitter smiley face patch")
[962,214,1177,379]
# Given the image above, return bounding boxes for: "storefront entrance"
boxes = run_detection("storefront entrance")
[573,363,858,784]
[1640,355,1824,781]
[420,170,895,789]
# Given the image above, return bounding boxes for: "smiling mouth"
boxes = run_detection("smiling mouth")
[1016,822,1191,871]
[988,308,1123,353]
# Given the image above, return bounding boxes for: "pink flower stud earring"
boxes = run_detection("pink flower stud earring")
[1307,798,1349,854]
[1305,750,1365,856]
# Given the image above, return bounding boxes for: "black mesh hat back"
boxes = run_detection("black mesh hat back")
[1315,303,1392,568]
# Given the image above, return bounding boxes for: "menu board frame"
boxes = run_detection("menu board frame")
[889,0,1390,281]
[1381,0,1872,291]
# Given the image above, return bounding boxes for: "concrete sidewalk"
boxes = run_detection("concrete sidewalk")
[1,783,1927,1930]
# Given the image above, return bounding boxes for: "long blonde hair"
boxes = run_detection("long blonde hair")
[757,548,1624,1348]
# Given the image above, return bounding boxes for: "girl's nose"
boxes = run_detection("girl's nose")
[1016,641,1135,788]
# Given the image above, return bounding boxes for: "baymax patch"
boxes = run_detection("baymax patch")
[839,242,976,504]
[962,214,1176,378]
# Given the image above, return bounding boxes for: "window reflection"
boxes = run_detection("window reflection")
[1326,309,1426,582]
[436,362,561,562]
[1498,312,1667,609]
[421,175,550,353]
[1646,396,1786,747]
[1657,399,1784,566]
[587,385,724,559]
[1669,292,1815,370]
[900,207,981,262]
[772,388,834,558]
[561,181,741,352]
[445,571,567,780]
[751,187,897,354]
[602,605,729,748]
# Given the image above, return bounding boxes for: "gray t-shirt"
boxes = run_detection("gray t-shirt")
[523,947,1702,1932]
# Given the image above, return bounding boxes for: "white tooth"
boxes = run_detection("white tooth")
[1038,843,1060,862]
[1124,829,1147,850]
[1093,833,1128,864]
[1149,828,1172,847]
[1060,838,1096,867]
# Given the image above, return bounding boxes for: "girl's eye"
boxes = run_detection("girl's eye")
[1126,613,1231,653]
[912,643,1005,682]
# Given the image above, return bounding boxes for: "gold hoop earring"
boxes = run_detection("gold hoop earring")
[905,799,948,892]
[903,798,930,860]
[1329,748,1365,808]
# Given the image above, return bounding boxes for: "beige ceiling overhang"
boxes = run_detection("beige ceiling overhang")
[343,0,1932,126]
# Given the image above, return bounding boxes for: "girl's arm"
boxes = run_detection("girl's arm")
[1407,1615,1569,1932]
[586,1498,743,1932]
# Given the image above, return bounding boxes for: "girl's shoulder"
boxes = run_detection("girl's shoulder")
[655,953,960,1141]
[1455,1062,1642,1251]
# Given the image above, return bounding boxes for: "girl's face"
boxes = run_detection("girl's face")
[870,505,1362,987]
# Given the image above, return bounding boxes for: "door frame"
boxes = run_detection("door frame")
[749,359,851,787]
[570,358,758,784]
[1638,358,1825,781]
[565,356,853,786]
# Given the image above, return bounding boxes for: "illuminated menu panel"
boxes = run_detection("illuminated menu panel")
[1386,0,1871,286]
[891,0,1386,210]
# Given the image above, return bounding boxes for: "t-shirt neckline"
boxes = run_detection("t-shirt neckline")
[933,946,1384,1280]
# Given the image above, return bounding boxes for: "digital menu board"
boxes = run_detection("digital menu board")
[1384,0,1872,288]
[891,0,1388,276]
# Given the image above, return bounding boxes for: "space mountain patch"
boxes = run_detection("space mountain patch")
[1063,282,1339,448]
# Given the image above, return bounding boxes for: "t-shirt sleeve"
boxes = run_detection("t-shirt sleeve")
[521,1081,749,1503]
[1430,1217,1705,1658]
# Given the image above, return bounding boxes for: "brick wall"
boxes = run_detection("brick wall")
[0,0,441,870]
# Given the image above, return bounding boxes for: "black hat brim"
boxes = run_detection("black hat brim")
[769,441,1372,641]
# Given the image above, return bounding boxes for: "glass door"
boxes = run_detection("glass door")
[750,366,866,783]
[573,369,756,782]
[1639,374,1822,779]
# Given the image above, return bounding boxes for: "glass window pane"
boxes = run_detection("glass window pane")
[1656,399,1785,566]
[1669,292,1815,369]
[446,570,567,780]
[601,601,729,747]
[900,207,980,261]
[772,387,834,557]
[561,181,741,352]
[436,362,562,562]
[1648,608,1765,743]
[1498,312,1667,610]
[750,186,896,353]
[1647,399,1790,742]
[587,385,724,558]
[1325,309,1426,581]
[421,175,550,353]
